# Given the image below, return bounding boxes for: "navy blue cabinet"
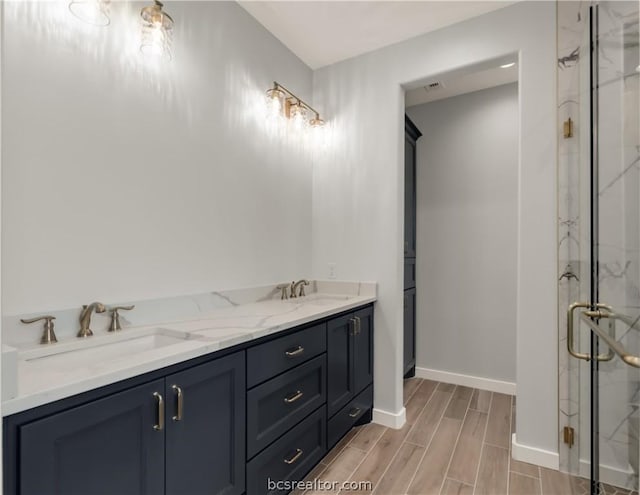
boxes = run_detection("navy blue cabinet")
[405,115,421,378]
[404,288,416,376]
[327,313,355,417]
[18,380,165,495]
[327,306,373,417]
[5,305,374,495]
[8,352,245,495]
[353,307,373,394]
[326,306,374,449]
[165,352,245,495]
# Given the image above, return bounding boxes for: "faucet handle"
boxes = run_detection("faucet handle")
[108,305,135,332]
[276,285,289,300]
[21,315,57,345]
[298,280,310,297]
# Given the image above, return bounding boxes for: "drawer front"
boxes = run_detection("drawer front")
[404,257,416,290]
[328,385,373,450]
[247,355,326,458]
[247,407,326,495]
[247,324,327,388]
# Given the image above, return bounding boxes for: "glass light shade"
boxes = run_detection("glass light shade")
[289,102,307,130]
[140,1,174,61]
[266,87,285,119]
[69,0,110,27]
[309,116,325,127]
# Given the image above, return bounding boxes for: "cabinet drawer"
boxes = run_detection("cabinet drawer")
[247,324,326,388]
[404,257,416,290]
[328,385,373,450]
[247,355,326,458]
[247,407,326,495]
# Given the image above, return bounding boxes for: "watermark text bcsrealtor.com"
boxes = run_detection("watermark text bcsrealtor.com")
[267,478,372,492]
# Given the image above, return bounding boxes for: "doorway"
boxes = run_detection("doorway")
[403,60,519,394]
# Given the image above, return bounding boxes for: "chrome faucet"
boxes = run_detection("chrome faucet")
[78,302,106,338]
[291,280,310,298]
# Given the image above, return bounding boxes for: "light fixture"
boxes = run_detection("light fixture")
[500,62,516,69]
[636,65,640,73]
[68,0,110,27]
[265,82,326,129]
[140,0,174,61]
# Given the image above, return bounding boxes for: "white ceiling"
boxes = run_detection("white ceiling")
[405,60,518,106]
[238,1,518,69]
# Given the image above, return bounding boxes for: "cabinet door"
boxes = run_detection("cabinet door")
[353,306,374,394]
[404,288,416,375]
[165,351,245,495]
[327,314,354,417]
[18,380,165,495]
[404,135,417,258]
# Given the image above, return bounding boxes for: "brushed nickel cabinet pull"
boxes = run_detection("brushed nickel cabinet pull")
[172,385,183,421]
[153,392,165,431]
[285,345,304,357]
[284,448,303,465]
[355,316,362,335]
[284,390,304,404]
[349,318,357,335]
[349,407,361,418]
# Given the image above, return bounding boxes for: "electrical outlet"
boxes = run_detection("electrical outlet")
[328,263,337,279]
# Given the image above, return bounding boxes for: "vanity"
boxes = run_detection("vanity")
[2,282,375,495]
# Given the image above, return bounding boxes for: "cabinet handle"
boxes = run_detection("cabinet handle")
[172,385,183,421]
[153,392,165,431]
[285,345,304,357]
[349,407,362,418]
[284,448,304,465]
[355,316,361,335]
[349,318,357,335]
[284,390,304,404]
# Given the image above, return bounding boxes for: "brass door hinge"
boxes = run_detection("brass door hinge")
[564,118,574,138]
[563,426,575,447]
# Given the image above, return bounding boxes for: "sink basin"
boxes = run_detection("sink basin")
[18,327,197,373]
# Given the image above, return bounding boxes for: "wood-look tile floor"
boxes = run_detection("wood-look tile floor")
[294,379,637,495]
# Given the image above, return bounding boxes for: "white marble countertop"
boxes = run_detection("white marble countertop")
[2,281,376,416]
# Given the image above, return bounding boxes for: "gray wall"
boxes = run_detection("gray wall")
[407,83,518,383]
[312,1,557,455]
[1,1,313,316]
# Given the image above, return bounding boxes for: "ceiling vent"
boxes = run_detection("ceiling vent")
[423,81,445,93]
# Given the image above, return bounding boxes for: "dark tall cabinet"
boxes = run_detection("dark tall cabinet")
[404,115,421,377]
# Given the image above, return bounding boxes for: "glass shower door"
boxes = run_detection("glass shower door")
[569,2,640,493]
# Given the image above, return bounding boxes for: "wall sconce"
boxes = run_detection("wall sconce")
[140,0,174,60]
[68,0,111,26]
[266,82,325,128]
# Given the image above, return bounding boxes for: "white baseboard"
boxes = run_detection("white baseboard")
[372,406,406,430]
[512,433,560,470]
[415,367,516,395]
[578,458,636,489]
